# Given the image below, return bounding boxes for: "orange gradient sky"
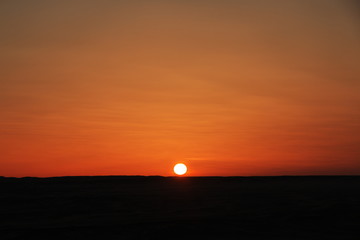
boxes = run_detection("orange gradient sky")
[1,0,360,177]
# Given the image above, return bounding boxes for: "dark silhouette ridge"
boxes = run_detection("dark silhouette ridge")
[1,176,359,239]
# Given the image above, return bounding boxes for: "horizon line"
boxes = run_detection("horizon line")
[1,174,360,179]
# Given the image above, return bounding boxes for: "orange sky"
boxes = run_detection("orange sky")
[1,0,360,177]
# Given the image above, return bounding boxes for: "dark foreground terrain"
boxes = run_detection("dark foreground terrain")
[0,176,359,239]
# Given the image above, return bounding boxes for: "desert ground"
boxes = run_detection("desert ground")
[1,176,359,239]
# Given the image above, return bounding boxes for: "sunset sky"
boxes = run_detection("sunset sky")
[1,0,359,177]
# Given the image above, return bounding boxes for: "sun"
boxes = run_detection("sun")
[173,163,187,175]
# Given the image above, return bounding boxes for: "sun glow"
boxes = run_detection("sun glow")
[174,163,187,175]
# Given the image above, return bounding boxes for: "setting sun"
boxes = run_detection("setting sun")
[174,163,187,176]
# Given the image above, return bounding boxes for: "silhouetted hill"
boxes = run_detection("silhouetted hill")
[1,176,359,239]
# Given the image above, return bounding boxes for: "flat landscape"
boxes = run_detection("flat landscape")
[1,176,359,239]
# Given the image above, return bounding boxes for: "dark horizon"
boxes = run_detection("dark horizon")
[2,174,360,239]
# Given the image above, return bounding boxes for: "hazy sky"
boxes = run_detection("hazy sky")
[1,0,359,177]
